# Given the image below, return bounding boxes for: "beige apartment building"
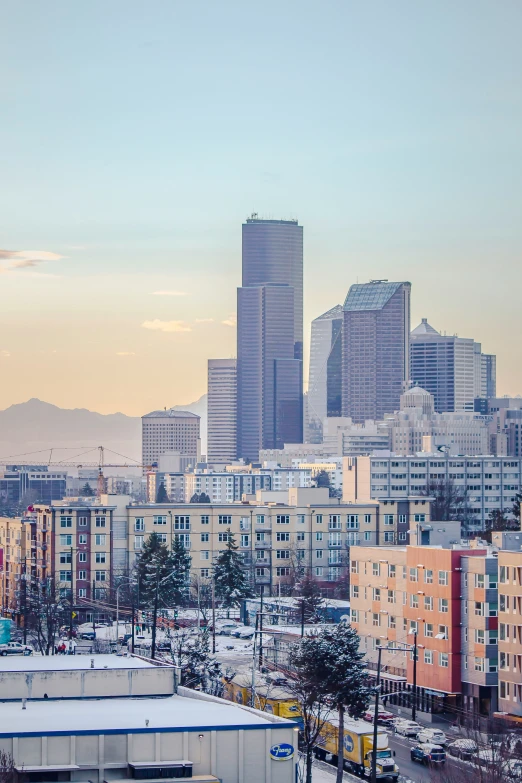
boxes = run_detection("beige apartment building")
[0,517,30,616]
[127,489,431,592]
[498,549,522,718]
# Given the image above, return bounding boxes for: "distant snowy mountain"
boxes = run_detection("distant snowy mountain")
[0,396,207,466]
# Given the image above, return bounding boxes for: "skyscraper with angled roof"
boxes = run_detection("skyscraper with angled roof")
[342,280,411,422]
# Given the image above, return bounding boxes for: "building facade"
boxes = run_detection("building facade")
[207,358,237,465]
[344,454,521,530]
[307,305,343,443]
[342,281,411,423]
[141,409,200,473]
[498,548,522,718]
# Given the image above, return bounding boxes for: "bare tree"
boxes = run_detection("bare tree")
[421,478,470,523]
[26,577,64,655]
[0,749,17,783]
[439,723,522,783]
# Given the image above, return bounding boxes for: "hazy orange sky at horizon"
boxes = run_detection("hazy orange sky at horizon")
[1,2,521,416]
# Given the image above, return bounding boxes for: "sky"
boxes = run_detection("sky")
[1,1,521,415]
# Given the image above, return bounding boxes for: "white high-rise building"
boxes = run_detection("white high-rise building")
[307,305,343,443]
[207,358,237,465]
[141,409,200,473]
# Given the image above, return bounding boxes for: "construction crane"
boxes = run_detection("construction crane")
[0,446,157,497]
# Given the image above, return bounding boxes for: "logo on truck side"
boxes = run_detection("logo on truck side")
[270,743,294,761]
[343,734,354,753]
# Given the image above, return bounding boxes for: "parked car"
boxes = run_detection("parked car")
[156,641,172,652]
[411,743,446,766]
[394,720,423,737]
[79,630,96,640]
[446,739,478,760]
[363,708,395,726]
[416,728,447,746]
[0,641,33,656]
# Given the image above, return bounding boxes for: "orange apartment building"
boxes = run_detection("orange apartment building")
[351,542,501,717]
[498,549,522,719]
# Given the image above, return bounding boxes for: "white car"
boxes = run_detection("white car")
[394,719,423,737]
[0,641,33,656]
[416,728,447,746]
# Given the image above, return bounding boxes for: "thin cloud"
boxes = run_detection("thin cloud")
[142,319,192,333]
[151,290,188,297]
[0,248,65,274]
[195,318,214,323]
[222,314,237,327]
[116,351,136,356]
[0,350,11,358]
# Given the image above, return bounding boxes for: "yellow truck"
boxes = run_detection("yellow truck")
[315,714,399,781]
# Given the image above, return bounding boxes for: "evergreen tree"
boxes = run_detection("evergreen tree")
[511,492,521,523]
[190,492,211,503]
[156,482,169,503]
[314,470,330,488]
[181,629,223,695]
[81,482,95,496]
[317,623,371,783]
[213,530,253,617]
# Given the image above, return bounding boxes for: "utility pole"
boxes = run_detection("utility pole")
[69,546,74,643]
[371,646,383,783]
[412,631,418,722]
[151,578,159,660]
[211,578,216,654]
[258,585,264,668]
[300,599,305,637]
[92,579,96,640]
[22,568,27,645]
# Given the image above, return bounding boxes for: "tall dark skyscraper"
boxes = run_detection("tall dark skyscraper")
[237,216,303,461]
[342,280,411,422]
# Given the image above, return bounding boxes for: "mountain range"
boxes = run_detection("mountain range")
[0,396,207,468]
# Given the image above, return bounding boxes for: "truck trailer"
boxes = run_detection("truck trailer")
[314,713,399,781]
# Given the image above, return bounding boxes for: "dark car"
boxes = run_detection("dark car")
[446,739,478,760]
[156,641,172,652]
[79,631,96,640]
[411,743,446,766]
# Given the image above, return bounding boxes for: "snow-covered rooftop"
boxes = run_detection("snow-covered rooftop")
[0,693,292,736]
[0,654,155,672]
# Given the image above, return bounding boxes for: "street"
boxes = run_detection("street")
[388,733,474,783]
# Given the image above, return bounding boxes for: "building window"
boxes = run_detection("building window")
[59,571,72,583]
[373,588,381,601]
[347,514,359,529]
[475,602,484,616]
[60,517,72,528]
[373,563,380,576]
[437,625,448,639]
[276,550,290,559]
[60,552,72,564]
[474,657,485,672]
[315,567,323,577]
[78,552,87,563]
[439,598,449,613]
[135,518,145,531]
[174,516,190,530]
[153,515,167,525]
[95,517,106,528]
[364,514,371,524]
[134,536,144,550]
[424,596,433,611]
[350,560,358,574]
[439,653,449,668]
[240,534,250,548]
[424,650,433,665]
[60,535,72,546]
[276,567,290,576]
[352,585,359,599]
[410,595,418,608]
[175,533,190,549]
[276,515,290,524]
[475,573,485,589]
[500,681,509,699]
[329,515,341,529]
[414,514,426,522]
[316,531,323,541]
[201,551,209,561]
[398,532,407,542]
[201,568,209,578]
[425,623,433,638]
[499,566,507,583]
[438,570,448,586]
[79,534,87,544]
[297,531,305,541]
[388,564,396,578]
[383,532,394,542]
[95,552,106,563]
[256,515,265,524]
[276,532,290,542]
[78,570,87,581]
[316,514,323,524]
[201,515,209,525]
[372,613,380,627]
[409,567,418,582]
[389,616,396,629]
[78,588,87,598]
[218,533,230,542]
[95,571,106,582]
[297,514,305,524]
[95,534,106,546]
[388,589,395,603]
[384,514,394,526]
[78,517,87,527]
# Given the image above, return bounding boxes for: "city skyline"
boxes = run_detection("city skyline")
[1,1,521,415]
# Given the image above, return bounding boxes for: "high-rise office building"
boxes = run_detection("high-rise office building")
[410,319,495,413]
[307,305,343,442]
[207,358,237,465]
[342,280,411,423]
[237,217,303,461]
[141,409,200,472]
[241,215,303,359]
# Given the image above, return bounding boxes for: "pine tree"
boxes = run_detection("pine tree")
[181,629,223,695]
[156,482,168,503]
[317,623,372,783]
[81,482,95,496]
[212,530,253,617]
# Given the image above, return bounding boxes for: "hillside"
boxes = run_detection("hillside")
[0,396,208,466]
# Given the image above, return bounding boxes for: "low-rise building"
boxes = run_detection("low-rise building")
[498,548,522,718]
